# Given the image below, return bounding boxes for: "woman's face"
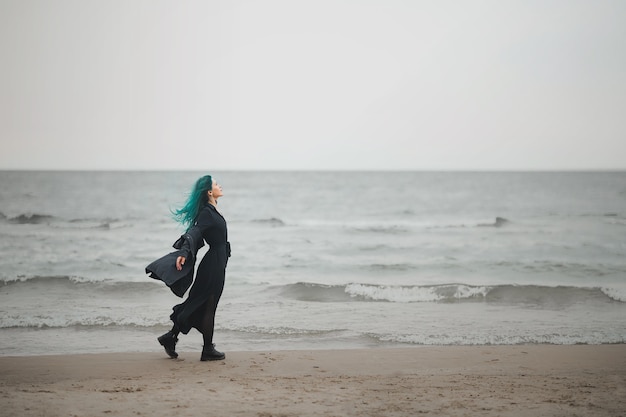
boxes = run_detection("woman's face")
[210,180,223,200]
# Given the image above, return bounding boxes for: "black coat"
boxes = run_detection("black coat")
[147,203,231,334]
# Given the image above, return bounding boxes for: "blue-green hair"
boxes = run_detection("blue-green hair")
[171,175,212,230]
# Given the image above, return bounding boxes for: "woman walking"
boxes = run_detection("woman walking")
[149,175,230,361]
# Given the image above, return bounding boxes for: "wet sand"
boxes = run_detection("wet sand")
[1,345,625,416]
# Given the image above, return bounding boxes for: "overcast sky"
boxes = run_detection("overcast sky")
[1,0,624,171]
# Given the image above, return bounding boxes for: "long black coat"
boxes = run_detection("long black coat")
[171,204,230,334]
[147,203,230,334]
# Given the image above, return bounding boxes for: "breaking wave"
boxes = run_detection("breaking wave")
[278,282,625,304]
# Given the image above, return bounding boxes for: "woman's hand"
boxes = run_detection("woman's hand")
[176,256,186,271]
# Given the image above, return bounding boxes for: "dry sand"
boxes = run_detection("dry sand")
[1,345,625,417]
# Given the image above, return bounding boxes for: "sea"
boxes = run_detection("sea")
[0,171,625,356]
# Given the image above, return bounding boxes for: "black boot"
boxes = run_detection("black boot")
[200,344,225,361]
[157,331,178,359]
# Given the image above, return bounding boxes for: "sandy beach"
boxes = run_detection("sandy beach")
[1,345,625,417]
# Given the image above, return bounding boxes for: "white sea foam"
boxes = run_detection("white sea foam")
[600,286,626,303]
[372,332,626,346]
[344,283,491,303]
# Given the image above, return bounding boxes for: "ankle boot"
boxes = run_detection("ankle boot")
[157,331,178,358]
[200,344,225,361]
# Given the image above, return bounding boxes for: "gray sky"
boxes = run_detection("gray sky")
[1,0,625,171]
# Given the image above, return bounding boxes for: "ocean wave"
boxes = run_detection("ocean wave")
[278,282,624,305]
[600,287,626,303]
[358,244,390,251]
[494,260,624,277]
[220,325,344,337]
[428,217,511,229]
[1,275,84,285]
[66,217,126,229]
[7,213,55,224]
[53,221,129,230]
[347,225,410,234]
[0,275,161,291]
[277,282,354,302]
[251,217,285,226]
[0,319,167,329]
[478,216,510,227]
[578,212,624,218]
[338,217,511,234]
[368,332,626,346]
[605,217,626,227]
[366,263,415,272]
[0,212,127,229]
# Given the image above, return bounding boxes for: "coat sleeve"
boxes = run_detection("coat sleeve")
[172,225,205,260]
[145,250,195,297]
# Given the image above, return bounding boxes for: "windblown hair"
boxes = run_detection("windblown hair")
[171,175,212,230]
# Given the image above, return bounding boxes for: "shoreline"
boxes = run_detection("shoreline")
[1,345,625,416]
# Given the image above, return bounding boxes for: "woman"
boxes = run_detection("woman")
[156,175,230,361]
